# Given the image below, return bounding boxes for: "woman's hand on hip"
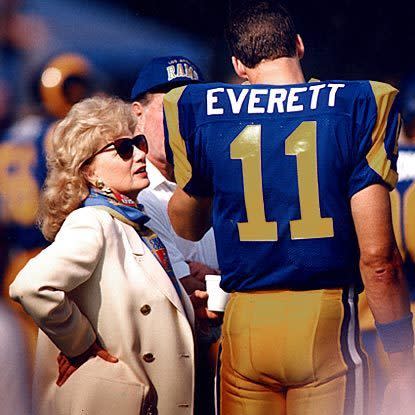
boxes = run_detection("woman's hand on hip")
[56,340,118,387]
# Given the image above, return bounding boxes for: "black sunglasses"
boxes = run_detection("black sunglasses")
[93,134,148,161]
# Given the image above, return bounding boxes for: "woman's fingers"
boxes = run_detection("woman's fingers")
[56,361,69,386]
[58,358,71,374]
[56,354,75,387]
[56,364,77,387]
[96,347,118,363]
[56,341,118,386]
[89,341,118,362]
[94,343,118,363]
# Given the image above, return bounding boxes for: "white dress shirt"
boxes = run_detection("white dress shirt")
[138,161,219,279]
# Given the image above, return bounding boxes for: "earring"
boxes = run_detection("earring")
[95,178,105,189]
[95,178,112,194]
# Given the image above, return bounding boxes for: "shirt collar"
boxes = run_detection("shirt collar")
[146,159,176,190]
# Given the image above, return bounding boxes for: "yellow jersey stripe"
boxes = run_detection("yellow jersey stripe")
[366,81,399,188]
[404,183,415,262]
[163,86,192,189]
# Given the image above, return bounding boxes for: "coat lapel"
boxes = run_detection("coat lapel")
[118,221,192,323]
[179,282,195,327]
[118,219,145,256]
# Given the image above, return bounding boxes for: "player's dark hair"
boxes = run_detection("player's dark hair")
[226,1,297,68]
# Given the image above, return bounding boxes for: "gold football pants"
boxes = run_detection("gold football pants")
[216,288,369,415]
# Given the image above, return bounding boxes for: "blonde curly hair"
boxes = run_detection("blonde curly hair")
[39,96,137,241]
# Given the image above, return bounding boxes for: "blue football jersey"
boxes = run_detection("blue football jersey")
[0,115,52,251]
[164,80,400,292]
[391,145,415,299]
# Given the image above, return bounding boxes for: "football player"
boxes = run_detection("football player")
[164,2,414,414]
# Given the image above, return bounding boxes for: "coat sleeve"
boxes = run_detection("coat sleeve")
[9,207,105,357]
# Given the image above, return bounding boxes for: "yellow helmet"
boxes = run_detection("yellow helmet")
[39,53,92,119]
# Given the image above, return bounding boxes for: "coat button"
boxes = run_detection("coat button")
[144,404,156,415]
[143,353,155,363]
[140,304,151,315]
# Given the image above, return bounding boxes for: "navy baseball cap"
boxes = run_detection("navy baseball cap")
[130,56,204,100]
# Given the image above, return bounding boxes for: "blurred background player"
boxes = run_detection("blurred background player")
[0,51,98,359]
[131,55,220,415]
[395,76,415,280]
[165,2,414,414]
[359,73,415,414]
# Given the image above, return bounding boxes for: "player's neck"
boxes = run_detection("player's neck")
[246,58,305,86]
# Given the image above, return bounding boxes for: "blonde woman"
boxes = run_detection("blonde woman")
[9,96,197,415]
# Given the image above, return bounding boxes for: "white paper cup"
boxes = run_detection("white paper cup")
[205,274,229,312]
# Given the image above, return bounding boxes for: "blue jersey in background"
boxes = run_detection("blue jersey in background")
[0,115,52,253]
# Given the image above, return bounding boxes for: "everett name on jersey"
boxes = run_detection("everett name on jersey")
[164,81,400,293]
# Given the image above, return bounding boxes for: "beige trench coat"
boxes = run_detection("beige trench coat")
[10,206,195,415]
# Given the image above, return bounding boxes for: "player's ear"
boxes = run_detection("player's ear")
[231,56,248,80]
[296,34,305,60]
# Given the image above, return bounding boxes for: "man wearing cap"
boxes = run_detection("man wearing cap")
[131,56,219,295]
[130,56,220,415]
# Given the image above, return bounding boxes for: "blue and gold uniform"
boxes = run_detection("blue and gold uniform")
[164,80,400,415]
[0,115,52,357]
[0,116,51,253]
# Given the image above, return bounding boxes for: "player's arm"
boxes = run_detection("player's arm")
[348,81,415,411]
[351,184,415,412]
[351,184,413,364]
[351,184,410,323]
[349,81,413,363]
[168,186,212,241]
[163,86,213,241]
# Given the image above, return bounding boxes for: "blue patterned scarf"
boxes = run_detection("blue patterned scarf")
[83,188,183,301]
